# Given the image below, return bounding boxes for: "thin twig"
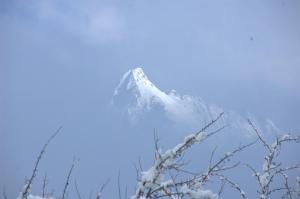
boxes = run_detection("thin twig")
[97,178,110,198]
[117,171,122,199]
[74,180,82,199]
[218,174,246,199]
[248,120,271,152]
[124,185,128,199]
[42,173,47,198]
[209,146,218,168]
[218,179,226,197]
[3,186,8,199]
[61,159,76,199]
[22,126,62,199]
[100,180,110,192]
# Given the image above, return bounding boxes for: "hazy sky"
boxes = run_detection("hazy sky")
[1,0,300,198]
[1,0,300,128]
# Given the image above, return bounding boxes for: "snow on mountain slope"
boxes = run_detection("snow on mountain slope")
[112,67,281,136]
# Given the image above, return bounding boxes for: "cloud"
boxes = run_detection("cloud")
[83,6,125,43]
[5,0,125,44]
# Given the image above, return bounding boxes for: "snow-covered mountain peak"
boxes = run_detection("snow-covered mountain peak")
[112,67,281,136]
[131,67,149,82]
[112,67,224,128]
[114,68,152,95]
[113,67,174,108]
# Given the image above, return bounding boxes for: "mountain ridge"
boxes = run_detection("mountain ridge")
[112,67,281,137]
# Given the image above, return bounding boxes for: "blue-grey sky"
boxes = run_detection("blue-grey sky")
[1,0,300,198]
[1,0,300,128]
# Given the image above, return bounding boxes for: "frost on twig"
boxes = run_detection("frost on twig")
[16,115,299,199]
[218,175,246,199]
[130,112,225,199]
[248,120,300,199]
[131,112,253,199]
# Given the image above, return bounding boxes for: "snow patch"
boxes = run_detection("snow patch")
[180,184,218,199]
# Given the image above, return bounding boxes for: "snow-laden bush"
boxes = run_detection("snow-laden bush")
[14,113,300,199]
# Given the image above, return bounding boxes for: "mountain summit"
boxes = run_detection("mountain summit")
[112,67,213,127]
[112,67,281,136]
[113,67,172,108]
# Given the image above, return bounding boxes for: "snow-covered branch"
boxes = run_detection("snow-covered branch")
[130,112,256,199]
[130,112,225,199]
[15,115,300,199]
[248,120,300,199]
[217,175,246,199]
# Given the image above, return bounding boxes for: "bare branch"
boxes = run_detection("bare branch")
[22,126,62,199]
[209,146,218,168]
[218,175,246,199]
[41,173,48,198]
[100,179,110,193]
[96,178,110,199]
[248,120,271,152]
[218,179,226,197]
[118,171,122,199]
[3,186,8,199]
[124,185,128,199]
[61,159,76,199]
[74,180,82,199]
[201,139,257,183]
